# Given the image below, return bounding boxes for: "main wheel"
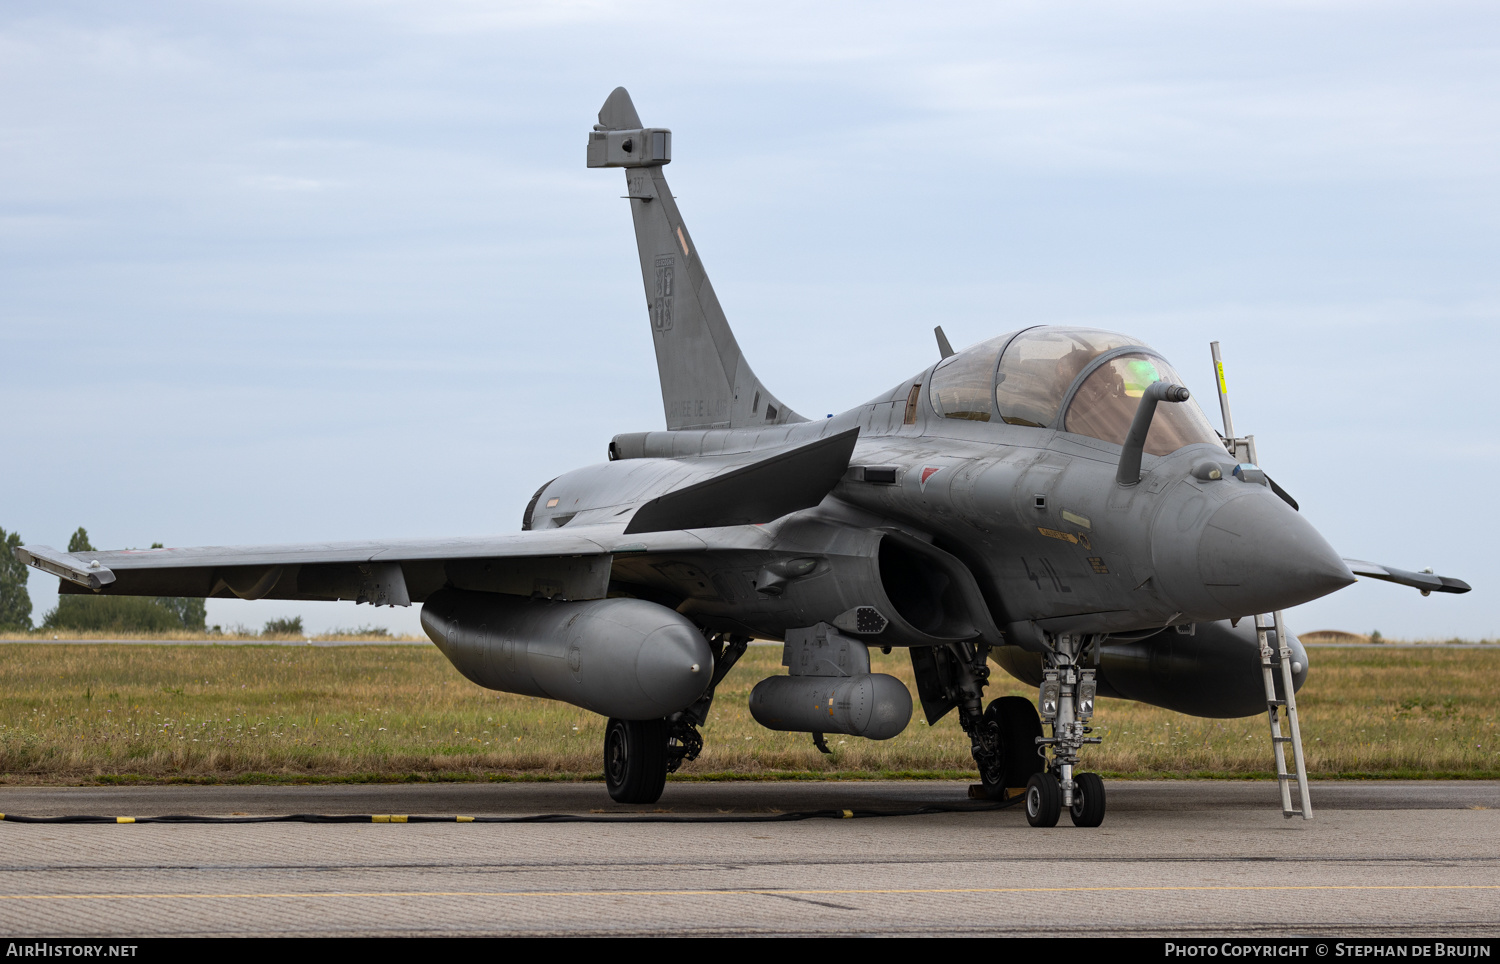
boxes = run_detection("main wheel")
[1025,771,1062,828]
[1069,772,1106,827]
[604,717,668,804]
[980,696,1045,799]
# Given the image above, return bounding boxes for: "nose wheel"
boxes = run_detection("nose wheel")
[1030,633,1108,827]
[1025,772,1061,827]
[1068,772,1106,827]
[1024,770,1107,827]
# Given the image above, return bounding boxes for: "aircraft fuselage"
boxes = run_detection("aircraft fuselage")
[528,353,1351,656]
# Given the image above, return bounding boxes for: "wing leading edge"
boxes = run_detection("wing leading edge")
[16,525,771,607]
[17,422,860,609]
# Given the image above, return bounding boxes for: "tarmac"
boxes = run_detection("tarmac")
[0,780,1496,937]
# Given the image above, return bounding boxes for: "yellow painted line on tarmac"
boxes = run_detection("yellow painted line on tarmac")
[0,885,1497,902]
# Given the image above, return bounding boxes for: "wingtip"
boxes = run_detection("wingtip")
[17,544,116,591]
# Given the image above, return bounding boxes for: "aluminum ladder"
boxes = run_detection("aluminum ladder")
[1255,609,1312,819]
[1210,342,1312,820]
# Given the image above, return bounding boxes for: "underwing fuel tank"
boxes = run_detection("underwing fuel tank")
[421,588,713,720]
[749,624,913,739]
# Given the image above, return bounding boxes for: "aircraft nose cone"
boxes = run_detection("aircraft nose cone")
[1195,492,1354,617]
[634,624,714,714]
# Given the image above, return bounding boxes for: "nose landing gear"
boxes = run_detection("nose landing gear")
[1030,633,1106,827]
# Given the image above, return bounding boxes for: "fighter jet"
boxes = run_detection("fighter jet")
[16,88,1469,827]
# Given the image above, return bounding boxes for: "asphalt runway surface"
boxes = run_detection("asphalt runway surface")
[0,781,1497,937]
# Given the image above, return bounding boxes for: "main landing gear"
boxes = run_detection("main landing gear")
[604,632,748,804]
[940,635,1108,828]
[604,717,668,804]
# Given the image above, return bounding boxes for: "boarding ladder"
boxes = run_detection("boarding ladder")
[1210,343,1312,820]
[1253,608,1312,819]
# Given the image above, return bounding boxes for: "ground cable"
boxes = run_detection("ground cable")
[0,796,1023,825]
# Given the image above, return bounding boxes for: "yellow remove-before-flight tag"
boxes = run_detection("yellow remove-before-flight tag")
[1216,360,1228,396]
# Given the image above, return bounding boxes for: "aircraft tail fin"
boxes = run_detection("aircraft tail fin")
[588,87,803,431]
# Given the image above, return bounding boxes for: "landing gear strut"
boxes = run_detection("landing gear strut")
[603,632,748,805]
[924,641,1005,795]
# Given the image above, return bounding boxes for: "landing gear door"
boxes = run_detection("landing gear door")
[909,645,958,725]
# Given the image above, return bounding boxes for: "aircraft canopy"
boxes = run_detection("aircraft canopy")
[928,326,1221,455]
[1063,351,1222,456]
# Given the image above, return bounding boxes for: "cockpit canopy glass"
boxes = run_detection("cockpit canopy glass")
[1064,353,1222,456]
[928,334,1010,422]
[924,325,1222,457]
[994,328,1143,427]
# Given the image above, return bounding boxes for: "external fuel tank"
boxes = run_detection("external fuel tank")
[421,588,714,720]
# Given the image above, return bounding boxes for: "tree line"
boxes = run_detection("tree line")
[0,526,206,633]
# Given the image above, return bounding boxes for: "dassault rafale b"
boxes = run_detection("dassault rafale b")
[17,88,1470,827]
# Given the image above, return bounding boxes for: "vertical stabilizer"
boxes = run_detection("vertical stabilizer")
[588,87,803,431]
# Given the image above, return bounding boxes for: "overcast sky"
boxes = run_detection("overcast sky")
[2,1,1495,638]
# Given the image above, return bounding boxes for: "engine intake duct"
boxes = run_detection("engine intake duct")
[421,588,713,721]
[749,623,912,740]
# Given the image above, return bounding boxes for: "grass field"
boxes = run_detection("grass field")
[0,642,1496,784]
[0,630,427,642]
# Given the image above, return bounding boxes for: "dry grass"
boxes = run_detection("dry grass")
[0,643,1495,784]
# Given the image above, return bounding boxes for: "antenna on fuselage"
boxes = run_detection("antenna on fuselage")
[934,326,955,360]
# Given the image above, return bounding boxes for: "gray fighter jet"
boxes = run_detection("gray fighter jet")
[17,88,1469,827]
